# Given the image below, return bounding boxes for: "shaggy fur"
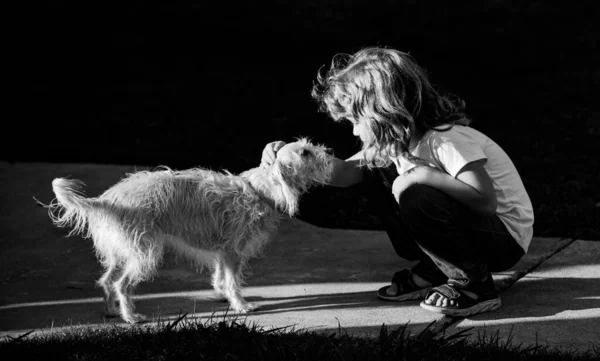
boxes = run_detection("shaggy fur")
[44,139,333,324]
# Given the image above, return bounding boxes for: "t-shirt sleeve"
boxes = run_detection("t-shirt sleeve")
[430,130,487,178]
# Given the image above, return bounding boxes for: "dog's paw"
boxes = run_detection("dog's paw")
[236,303,260,313]
[104,309,120,318]
[124,313,148,324]
[212,293,228,303]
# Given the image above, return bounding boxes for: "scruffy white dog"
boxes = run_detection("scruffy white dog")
[45,139,333,324]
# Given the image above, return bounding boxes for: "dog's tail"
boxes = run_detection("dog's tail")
[49,178,94,237]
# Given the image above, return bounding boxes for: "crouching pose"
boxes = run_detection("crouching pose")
[261,47,534,317]
[44,139,333,323]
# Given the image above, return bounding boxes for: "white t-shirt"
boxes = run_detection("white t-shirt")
[391,125,534,252]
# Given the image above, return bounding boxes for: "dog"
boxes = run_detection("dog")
[44,138,333,324]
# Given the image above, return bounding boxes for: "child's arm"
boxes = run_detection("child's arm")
[328,150,365,187]
[393,160,497,216]
[261,141,364,187]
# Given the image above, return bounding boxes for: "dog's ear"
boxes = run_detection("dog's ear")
[270,162,301,216]
[273,162,295,184]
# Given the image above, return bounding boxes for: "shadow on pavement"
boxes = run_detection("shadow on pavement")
[0,287,418,333]
[474,277,599,321]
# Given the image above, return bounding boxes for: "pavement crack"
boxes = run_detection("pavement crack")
[429,238,578,337]
[496,238,577,293]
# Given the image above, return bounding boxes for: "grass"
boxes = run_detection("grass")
[1,315,598,361]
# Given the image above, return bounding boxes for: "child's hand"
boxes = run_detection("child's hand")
[261,141,287,168]
[392,166,436,201]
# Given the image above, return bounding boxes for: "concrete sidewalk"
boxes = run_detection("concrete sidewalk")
[0,161,598,355]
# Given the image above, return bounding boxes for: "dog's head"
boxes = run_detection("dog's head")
[273,138,334,193]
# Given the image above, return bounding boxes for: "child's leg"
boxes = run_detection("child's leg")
[396,183,524,315]
[396,183,524,282]
[364,167,524,311]
[362,167,448,287]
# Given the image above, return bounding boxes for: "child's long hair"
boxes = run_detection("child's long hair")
[311,46,470,168]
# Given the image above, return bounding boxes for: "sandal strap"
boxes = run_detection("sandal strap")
[425,284,481,309]
[448,275,498,299]
[426,276,499,308]
[448,278,472,289]
[391,269,419,294]
[427,284,463,301]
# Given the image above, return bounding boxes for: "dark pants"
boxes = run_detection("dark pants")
[364,167,524,285]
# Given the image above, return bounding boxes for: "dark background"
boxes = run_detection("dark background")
[11,0,600,238]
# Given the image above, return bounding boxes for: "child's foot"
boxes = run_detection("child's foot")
[386,272,432,295]
[377,269,433,301]
[420,276,501,317]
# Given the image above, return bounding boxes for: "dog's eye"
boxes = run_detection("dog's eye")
[298,149,312,157]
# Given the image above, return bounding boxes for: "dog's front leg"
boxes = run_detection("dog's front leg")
[221,252,257,313]
[211,255,227,302]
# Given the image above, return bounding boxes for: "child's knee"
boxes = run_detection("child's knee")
[398,184,434,211]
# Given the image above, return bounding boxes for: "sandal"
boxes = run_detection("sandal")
[377,269,432,301]
[419,276,501,317]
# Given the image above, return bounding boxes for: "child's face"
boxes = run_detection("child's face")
[351,118,372,143]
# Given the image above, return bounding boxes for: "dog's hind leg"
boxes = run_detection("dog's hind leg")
[221,252,257,313]
[113,261,146,324]
[97,254,121,318]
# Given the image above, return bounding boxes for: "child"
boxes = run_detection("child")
[261,47,534,316]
